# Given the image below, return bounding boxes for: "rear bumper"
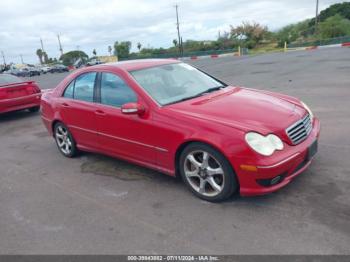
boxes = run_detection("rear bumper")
[0,93,41,114]
[236,118,321,196]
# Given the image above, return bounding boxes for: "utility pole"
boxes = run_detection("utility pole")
[20,54,24,64]
[57,34,63,56]
[1,50,6,66]
[315,0,319,34]
[175,4,182,56]
[40,38,45,53]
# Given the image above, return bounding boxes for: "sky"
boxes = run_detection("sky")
[0,0,346,64]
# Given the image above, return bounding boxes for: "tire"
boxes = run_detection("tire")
[179,142,238,202]
[54,122,78,158]
[28,106,40,113]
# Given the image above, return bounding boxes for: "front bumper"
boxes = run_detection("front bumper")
[236,118,321,196]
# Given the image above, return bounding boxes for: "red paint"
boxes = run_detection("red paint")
[190,56,198,60]
[211,54,219,58]
[341,42,350,47]
[0,75,41,114]
[41,59,320,196]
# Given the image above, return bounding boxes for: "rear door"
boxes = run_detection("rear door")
[57,72,99,149]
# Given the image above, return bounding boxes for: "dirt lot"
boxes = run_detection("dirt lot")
[1,47,349,254]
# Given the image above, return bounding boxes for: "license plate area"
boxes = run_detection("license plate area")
[307,139,318,161]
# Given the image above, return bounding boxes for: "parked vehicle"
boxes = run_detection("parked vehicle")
[27,67,41,76]
[0,74,41,114]
[49,64,69,73]
[3,68,22,76]
[86,59,102,66]
[41,66,51,74]
[41,59,320,202]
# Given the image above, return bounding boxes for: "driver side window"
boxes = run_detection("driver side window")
[100,73,137,107]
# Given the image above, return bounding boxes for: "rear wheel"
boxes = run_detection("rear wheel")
[28,106,40,113]
[179,142,238,202]
[54,122,78,158]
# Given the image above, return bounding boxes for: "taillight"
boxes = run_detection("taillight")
[26,84,41,94]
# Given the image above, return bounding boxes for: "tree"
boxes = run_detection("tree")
[173,39,178,47]
[92,49,97,56]
[36,49,43,64]
[43,52,49,64]
[108,46,112,56]
[137,42,142,51]
[113,41,131,58]
[318,14,350,38]
[274,19,311,47]
[60,50,88,66]
[230,21,269,48]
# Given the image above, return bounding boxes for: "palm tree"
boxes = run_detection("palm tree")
[108,46,112,56]
[92,49,97,56]
[137,42,142,51]
[173,39,178,47]
[36,49,43,64]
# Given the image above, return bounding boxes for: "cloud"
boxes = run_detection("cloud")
[0,0,344,64]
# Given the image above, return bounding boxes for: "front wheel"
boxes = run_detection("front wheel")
[54,122,78,158]
[179,143,238,202]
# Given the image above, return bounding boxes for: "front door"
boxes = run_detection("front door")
[95,72,156,165]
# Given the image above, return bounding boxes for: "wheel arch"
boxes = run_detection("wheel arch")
[174,139,237,178]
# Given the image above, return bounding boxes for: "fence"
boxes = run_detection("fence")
[287,36,350,48]
[120,48,238,61]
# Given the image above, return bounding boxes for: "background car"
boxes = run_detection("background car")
[86,59,102,66]
[0,74,41,114]
[49,64,69,73]
[41,66,51,74]
[41,59,320,202]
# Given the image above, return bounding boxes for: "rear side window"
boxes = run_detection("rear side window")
[62,72,96,102]
[74,73,96,102]
[63,81,74,98]
[100,73,137,107]
[0,74,22,86]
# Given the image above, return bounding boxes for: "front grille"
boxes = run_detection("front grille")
[286,114,312,145]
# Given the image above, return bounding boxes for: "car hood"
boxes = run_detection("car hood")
[166,87,306,135]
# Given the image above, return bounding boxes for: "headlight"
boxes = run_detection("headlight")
[245,132,284,156]
[301,101,314,122]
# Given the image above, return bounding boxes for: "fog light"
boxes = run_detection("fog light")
[270,176,282,185]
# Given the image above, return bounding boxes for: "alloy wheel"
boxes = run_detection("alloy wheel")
[184,150,225,197]
[55,125,73,155]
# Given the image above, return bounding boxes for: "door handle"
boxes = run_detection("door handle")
[95,109,106,116]
[61,103,69,107]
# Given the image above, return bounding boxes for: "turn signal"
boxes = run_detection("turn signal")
[240,165,258,172]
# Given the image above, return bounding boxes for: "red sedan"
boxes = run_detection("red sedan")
[41,59,320,202]
[0,74,41,114]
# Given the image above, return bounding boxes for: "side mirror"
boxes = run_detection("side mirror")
[121,102,145,115]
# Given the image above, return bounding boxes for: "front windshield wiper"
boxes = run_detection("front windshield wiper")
[165,85,226,105]
[196,85,226,96]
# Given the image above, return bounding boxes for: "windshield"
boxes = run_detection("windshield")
[130,63,226,105]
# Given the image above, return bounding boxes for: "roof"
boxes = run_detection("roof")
[103,58,180,71]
